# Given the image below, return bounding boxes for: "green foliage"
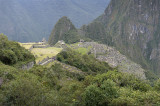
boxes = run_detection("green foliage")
[1,61,160,105]
[83,85,104,106]
[2,73,46,106]
[57,49,113,73]
[1,50,17,64]
[86,70,151,92]
[154,79,160,91]
[81,71,160,106]
[0,34,35,65]
[111,96,137,106]
[101,79,118,99]
[29,65,47,77]
[62,30,80,44]
[0,63,18,82]
[83,79,119,105]
[145,71,159,84]
[81,22,113,46]
[0,40,160,105]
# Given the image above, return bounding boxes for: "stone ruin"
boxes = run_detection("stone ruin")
[77,42,146,80]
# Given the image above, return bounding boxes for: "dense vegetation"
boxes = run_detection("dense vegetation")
[81,22,113,46]
[57,49,113,73]
[0,34,35,66]
[0,41,160,105]
[1,0,160,105]
[1,61,160,105]
[83,0,160,76]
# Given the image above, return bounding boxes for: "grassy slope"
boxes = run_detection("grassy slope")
[31,47,62,63]
[20,43,62,63]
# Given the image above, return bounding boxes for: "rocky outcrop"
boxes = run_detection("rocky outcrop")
[38,56,56,65]
[21,61,35,70]
[84,0,160,75]
[78,42,146,80]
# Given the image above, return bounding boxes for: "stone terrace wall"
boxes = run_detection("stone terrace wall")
[21,61,35,70]
[78,42,146,80]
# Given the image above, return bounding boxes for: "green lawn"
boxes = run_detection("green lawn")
[20,42,62,63]
[31,47,62,63]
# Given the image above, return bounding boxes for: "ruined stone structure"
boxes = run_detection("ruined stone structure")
[78,42,146,80]
[21,61,35,70]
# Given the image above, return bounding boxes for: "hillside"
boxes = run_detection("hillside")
[82,0,160,75]
[0,0,110,42]
[48,16,79,45]
[1,0,160,105]
[0,34,35,66]
[1,33,160,105]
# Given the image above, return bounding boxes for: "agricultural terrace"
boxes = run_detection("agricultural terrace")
[20,42,62,63]
[31,47,62,63]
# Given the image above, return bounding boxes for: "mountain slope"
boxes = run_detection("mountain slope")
[71,42,146,79]
[0,0,110,42]
[48,16,79,45]
[83,0,160,75]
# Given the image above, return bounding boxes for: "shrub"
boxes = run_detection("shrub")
[2,73,46,106]
[83,85,104,106]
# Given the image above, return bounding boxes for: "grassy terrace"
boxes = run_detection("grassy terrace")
[31,47,62,63]
[19,42,38,49]
[20,43,62,63]
[20,42,91,65]
[69,42,92,55]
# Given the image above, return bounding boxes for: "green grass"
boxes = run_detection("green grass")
[20,42,62,63]
[45,61,56,68]
[31,47,62,63]
[20,42,40,49]
[21,44,33,49]
[77,46,92,55]
[77,48,88,55]
[69,43,92,55]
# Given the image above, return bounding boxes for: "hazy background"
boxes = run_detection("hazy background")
[0,0,110,42]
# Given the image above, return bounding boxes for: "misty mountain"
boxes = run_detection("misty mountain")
[83,0,160,75]
[0,0,110,42]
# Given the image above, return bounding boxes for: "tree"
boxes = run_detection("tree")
[83,85,104,106]
[2,73,46,106]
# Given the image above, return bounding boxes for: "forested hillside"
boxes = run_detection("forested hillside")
[0,0,110,42]
[0,34,35,66]
[1,0,160,105]
[82,0,160,76]
[48,17,80,45]
[0,41,160,105]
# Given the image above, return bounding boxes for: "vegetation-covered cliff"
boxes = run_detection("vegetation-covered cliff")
[48,16,80,45]
[83,0,160,75]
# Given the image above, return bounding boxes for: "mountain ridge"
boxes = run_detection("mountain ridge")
[82,0,160,75]
[0,0,110,42]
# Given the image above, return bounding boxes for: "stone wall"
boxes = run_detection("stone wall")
[33,44,50,48]
[21,61,35,70]
[38,56,56,65]
[78,42,146,80]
